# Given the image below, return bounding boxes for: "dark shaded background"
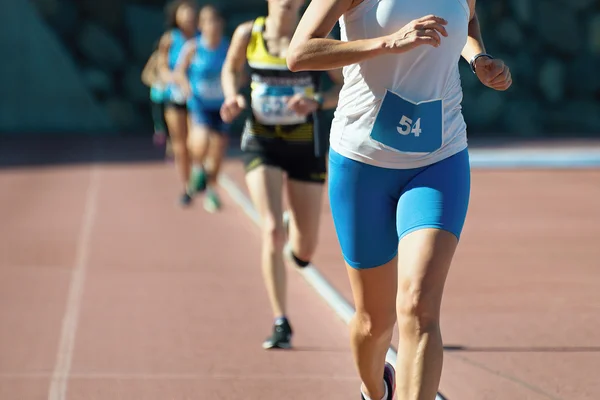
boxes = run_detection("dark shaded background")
[1,0,599,139]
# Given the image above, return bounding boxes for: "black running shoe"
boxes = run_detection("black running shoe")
[361,362,396,400]
[262,318,293,350]
[179,192,193,207]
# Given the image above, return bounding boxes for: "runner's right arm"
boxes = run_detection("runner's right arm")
[220,21,253,123]
[157,32,175,83]
[287,0,447,71]
[141,51,159,87]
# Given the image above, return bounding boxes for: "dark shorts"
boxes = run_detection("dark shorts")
[187,98,230,134]
[242,145,327,184]
[164,101,187,111]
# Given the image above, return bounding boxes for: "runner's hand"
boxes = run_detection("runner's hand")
[181,83,192,99]
[384,15,448,53]
[286,94,319,117]
[220,94,246,123]
[475,57,512,91]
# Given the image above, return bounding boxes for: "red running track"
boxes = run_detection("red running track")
[1,148,599,399]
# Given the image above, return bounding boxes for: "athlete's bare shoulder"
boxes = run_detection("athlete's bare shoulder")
[158,31,173,52]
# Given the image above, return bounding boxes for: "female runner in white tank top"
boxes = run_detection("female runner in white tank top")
[288,0,512,399]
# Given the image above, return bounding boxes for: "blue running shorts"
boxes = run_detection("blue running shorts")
[188,97,230,134]
[328,148,471,269]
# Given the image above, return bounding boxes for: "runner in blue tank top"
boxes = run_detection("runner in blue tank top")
[175,5,229,213]
[289,0,512,399]
[157,0,200,207]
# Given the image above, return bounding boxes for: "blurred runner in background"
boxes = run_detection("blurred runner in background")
[175,5,230,213]
[157,0,200,207]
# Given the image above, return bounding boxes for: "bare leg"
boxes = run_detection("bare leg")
[346,259,398,400]
[395,229,457,400]
[245,166,286,318]
[284,178,324,263]
[187,121,210,167]
[201,131,229,212]
[164,106,190,191]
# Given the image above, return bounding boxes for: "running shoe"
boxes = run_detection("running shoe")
[179,192,193,207]
[361,362,396,400]
[153,131,167,147]
[189,167,207,194]
[262,317,293,350]
[203,190,221,213]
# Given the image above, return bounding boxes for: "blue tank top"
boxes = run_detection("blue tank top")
[188,36,229,110]
[166,28,200,104]
[168,29,189,69]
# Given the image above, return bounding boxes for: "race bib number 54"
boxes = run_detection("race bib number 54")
[370,90,443,153]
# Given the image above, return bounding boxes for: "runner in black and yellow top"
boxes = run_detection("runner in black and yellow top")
[220,0,343,350]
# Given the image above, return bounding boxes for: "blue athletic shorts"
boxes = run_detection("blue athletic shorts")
[328,148,471,270]
[188,97,229,134]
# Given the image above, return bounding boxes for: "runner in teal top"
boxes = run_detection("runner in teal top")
[142,44,170,156]
[157,0,200,207]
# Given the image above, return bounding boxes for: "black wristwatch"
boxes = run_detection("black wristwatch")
[469,53,494,74]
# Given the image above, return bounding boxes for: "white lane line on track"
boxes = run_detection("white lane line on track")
[48,167,99,400]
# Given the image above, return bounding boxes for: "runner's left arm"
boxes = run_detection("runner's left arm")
[462,0,512,91]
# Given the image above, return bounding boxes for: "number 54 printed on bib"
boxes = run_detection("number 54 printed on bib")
[370,90,444,154]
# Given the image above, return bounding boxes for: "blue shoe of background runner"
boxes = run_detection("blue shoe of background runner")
[203,189,221,213]
[189,167,207,194]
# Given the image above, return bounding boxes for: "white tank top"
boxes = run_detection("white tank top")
[330,0,470,169]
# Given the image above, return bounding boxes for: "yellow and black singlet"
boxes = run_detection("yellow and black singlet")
[241,17,323,153]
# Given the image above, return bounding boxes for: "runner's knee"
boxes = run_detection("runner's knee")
[396,278,440,335]
[262,217,286,252]
[353,308,396,341]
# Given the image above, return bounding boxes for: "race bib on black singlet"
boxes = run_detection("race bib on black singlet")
[251,84,311,126]
[370,90,443,153]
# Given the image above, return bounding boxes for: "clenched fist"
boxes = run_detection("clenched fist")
[474,57,512,91]
[220,94,247,123]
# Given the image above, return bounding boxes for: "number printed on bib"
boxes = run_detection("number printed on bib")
[251,84,308,125]
[370,90,443,153]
